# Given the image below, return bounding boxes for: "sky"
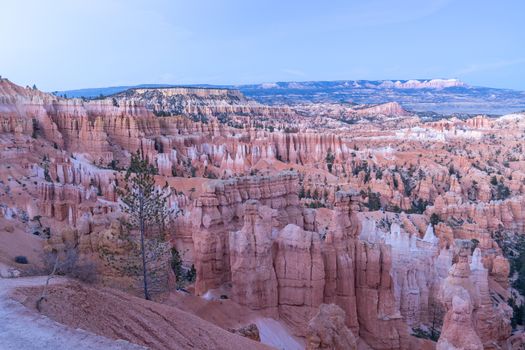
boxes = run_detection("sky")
[1,0,524,91]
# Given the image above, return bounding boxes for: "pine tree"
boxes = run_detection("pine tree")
[118,150,172,300]
[171,247,184,286]
[325,148,335,173]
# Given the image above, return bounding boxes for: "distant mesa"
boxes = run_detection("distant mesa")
[377,78,466,89]
[252,78,467,90]
[41,77,525,115]
[53,78,467,99]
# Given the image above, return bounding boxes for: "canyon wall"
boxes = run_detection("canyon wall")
[0,78,522,348]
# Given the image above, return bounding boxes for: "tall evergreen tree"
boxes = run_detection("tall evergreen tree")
[118,150,172,300]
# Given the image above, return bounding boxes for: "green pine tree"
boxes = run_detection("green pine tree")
[118,150,172,300]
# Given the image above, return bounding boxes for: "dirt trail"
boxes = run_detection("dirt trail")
[0,276,143,350]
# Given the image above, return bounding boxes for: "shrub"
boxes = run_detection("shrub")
[108,159,120,170]
[307,201,326,209]
[401,174,413,196]
[325,149,335,173]
[15,256,28,264]
[391,205,402,213]
[42,249,98,284]
[410,199,428,214]
[68,262,98,283]
[171,248,183,281]
[470,238,480,253]
[430,213,441,227]
[508,297,525,328]
[299,186,305,199]
[375,168,383,180]
[31,119,39,139]
[186,264,196,282]
[366,190,381,211]
[411,327,440,342]
[495,183,511,200]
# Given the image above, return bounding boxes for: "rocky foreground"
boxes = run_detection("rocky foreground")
[0,77,524,349]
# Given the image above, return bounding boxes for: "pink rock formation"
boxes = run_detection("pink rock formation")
[226,190,359,336]
[0,77,521,349]
[321,191,360,332]
[437,295,483,350]
[355,240,409,349]
[229,200,278,311]
[274,223,325,333]
[438,240,511,349]
[191,172,301,295]
[306,303,357,350]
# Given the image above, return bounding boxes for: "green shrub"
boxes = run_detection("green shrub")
[430,213,441,227]
[366,190,381,211]
[15,256,28,264]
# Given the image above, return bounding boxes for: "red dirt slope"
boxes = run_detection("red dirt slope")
[15,281,272,350]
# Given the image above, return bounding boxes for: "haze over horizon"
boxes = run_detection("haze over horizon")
[2,0,524,91]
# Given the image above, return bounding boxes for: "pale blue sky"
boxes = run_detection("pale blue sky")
[1,0,524,91]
